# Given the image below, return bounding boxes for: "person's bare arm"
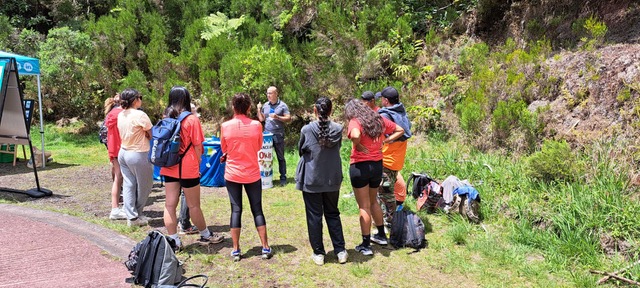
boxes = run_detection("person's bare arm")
[257,103,265,122]
[275,113,292,123]
[350,127,369,153]
[194,145,203,159]
[384,124,405,144]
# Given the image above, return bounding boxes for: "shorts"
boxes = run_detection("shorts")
[163,175,200,188]
[349,160,383,189]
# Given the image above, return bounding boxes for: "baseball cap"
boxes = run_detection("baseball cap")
[379,86,399,99]
[361,91,375,101]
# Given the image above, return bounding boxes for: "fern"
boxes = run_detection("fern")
[200,12,246,40]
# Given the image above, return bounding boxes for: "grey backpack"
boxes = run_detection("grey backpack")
[126,230,184,287]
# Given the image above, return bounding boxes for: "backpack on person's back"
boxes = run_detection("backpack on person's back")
[148,111,191,168]
[125,230,184,287]
[98,122,108,147]
[389,209,427,250]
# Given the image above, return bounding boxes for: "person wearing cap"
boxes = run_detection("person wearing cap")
[257,86,291,186]
[376,86,412,231]
[361,91,380,112]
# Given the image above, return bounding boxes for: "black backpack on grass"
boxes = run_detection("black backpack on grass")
[389,209,427,250]
[408,172,444,213]
[125,230,184,288]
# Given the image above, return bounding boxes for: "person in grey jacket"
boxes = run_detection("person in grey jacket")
[295,97,348,266]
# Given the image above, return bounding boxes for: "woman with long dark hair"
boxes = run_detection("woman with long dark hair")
[295,97,347,265]
[344,99,404,256]
[160,86,224,248]
[117,88,153,227]
[221,93,272,262]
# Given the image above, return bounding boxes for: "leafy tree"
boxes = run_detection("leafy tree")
[39,27,98,121]
[0,16,13,50]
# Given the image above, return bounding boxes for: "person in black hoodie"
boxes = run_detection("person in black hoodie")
[295,97,348,265]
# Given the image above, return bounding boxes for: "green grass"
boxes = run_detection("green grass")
[28,122,107,166]
[8,124,640,287]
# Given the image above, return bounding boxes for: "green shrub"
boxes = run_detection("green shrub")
[525,140,584,182]
[407,105,443,134]
[458,42,489,75]
[435,74,459,97]
[39,27,99,121]
[491,99,528,144]
[456,88,487,134]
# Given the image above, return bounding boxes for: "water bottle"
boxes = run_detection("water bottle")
[170,136,180,153]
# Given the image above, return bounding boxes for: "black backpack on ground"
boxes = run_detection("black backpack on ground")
[125,230,184,287]
[408,172,445,213]
[408,172,434,199]
[389,209,427,250]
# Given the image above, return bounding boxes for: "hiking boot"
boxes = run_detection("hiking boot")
[198,231,224,245]
[109,208,126,220]
[261,247,272,259]
[337,250,348,264]
[312,254,324,266]
[355,244,373,256]
[231,250,241,262]
[127,217,148,227]
[179,225,198,235]
[371,234,388,245]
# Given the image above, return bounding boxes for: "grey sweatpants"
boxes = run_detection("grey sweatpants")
[118,149,153,220]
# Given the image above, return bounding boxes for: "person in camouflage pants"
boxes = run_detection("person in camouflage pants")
[375,87,412,228]
[378,169,399,227]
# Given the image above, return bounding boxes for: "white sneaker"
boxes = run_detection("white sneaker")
[312,254,324,266]
[109,208,126,220]
[337,250,348,264]
[127,217,148,227]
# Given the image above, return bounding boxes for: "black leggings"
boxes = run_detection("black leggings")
[226,179,266,228]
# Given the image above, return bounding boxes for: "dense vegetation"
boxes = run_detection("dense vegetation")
[2,0,476,124]
[3,0,640,285]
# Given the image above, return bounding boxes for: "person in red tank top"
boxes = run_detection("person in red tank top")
[344,99,404,256]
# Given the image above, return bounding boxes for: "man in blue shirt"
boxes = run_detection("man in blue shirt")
[257,86,292,186]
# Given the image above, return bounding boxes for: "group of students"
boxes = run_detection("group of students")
[295,86,411,265]
[103,87,271,262]
[103,84,411,264]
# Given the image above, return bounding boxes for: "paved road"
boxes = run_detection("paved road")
[0,204,137,287]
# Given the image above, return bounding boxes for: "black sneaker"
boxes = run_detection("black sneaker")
[179,225,199,235]
[371,234,388,245]
[355,244,373,256]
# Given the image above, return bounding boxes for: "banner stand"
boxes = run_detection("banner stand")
[0,57,52,198]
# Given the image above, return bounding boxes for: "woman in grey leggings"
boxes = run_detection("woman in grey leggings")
[117,88,153,227]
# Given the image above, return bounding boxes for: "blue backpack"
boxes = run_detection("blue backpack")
[149,111,191,167]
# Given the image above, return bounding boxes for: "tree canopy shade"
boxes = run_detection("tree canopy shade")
[0,51,45,166]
